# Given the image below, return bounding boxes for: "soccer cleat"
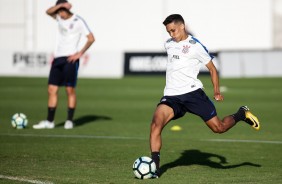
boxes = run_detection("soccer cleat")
[64,120,74,129]
[33,120,55,129]
[151,169,161,179]
[240,106,260,130]
[151,170,160,179]
[151,173,159,179]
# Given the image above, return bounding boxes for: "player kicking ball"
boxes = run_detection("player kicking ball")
[149,14,260,178]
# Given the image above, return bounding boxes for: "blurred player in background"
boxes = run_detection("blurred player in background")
[33,0,95,129]
[150,14,260,177]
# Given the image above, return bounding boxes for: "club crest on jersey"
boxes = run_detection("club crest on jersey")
[69,23,74,29]
[182,45,190,54]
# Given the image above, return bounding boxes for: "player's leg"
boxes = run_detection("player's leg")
[150,104,174,152]
[186,89,260,133]
[48,84,59,107]
[47,84,59,121]
[63,60,79,129]
[150,104,174,176]
[33,57,63,129]
[205,115,236,133]
[65,86,76,129]
[66,86,76,109]
[206,106,260,133]
[33,84,58,129]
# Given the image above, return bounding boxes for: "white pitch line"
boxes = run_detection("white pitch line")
[203,139,282,144]
[0,175,53,184]
[1,133,281,144]
[0,133,147,140]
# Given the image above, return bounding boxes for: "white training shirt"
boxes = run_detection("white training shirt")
[164,35,213,96]
[54,14,91,58]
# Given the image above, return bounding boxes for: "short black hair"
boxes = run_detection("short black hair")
[55,0,72,14]
[56,0,68,5]
[163,14,185,26]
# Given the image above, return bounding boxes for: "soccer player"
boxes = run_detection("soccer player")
[150,14,260,177]
[33,0,95,129]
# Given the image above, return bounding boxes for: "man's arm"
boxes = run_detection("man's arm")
[46,2,72,19]
[206,61,224,101]
[67,33,95,62]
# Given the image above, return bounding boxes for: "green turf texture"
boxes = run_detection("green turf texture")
[0,76,281,184]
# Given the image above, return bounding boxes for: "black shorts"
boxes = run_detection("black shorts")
[158,88,217,122]
[48,57,79,87]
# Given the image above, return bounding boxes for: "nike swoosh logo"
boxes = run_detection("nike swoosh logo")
[210,110,215,115]
[250,116,259,127]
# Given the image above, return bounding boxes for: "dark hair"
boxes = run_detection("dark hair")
[55,0,72,14]
[56,0,68,5]
[163,14,185,26]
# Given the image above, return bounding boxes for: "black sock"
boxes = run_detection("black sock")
[231,108,246,123]
[151,152,160,170]
[47,107,56,122]
[67,108,75,121]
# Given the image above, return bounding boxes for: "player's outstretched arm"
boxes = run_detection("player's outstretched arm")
[46,2,72,19]
[206,61,224,101]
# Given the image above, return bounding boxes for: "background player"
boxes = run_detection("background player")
[33,0,95,129]
[150,14,260,177]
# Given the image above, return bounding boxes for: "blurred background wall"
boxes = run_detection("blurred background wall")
[0,0,281,78]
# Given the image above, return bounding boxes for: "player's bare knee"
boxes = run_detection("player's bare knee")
[151,116,165,130]
[48,88,57,96]
[66,88,75,95]
[150,120,161,129]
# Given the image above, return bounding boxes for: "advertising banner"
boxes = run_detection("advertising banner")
[124,52,219,75]
[0,51,123,78]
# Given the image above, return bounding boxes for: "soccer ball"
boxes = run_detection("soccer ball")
[132,156,156,179]
[11,113,28,129]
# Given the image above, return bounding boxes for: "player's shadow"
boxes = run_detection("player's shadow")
[56,114,112,127]
[160,149,261,176]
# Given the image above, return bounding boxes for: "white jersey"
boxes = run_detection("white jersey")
[54,14,91,58]
[164,35,213,96]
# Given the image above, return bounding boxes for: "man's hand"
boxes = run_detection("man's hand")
[46,2,72,18]
[67,52,82,63]
[214,93,224,101]
[61,2,72,10]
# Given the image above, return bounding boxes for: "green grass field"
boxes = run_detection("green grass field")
[0,76,282,184]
